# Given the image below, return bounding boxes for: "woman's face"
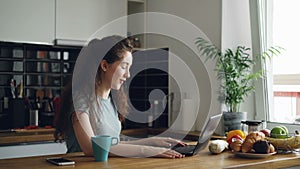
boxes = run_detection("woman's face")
[107,51,133,90]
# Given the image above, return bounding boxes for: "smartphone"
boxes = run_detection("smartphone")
[46,157,75,166]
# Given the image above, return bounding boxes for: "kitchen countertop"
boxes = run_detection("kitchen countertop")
[0,142,299,169]
[0,128,55,145]
[0,128,225,146]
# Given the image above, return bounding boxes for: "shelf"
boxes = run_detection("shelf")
[0,57,23,61]
[25,59,61,62]
[0,41,82,130]
[24,86,61,89]
[24,72,62,75]
[0,72,24,75]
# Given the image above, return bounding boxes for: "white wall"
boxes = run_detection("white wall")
[56,0,127,41]
[146,0,221,46]
[222,0,255,120]
[145,0,261,133]
[145,0,223,133]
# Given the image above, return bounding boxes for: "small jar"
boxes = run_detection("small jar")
[241,120,264,135]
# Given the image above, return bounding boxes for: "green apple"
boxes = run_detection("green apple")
[279,125,289,134]
[270,126,289,138]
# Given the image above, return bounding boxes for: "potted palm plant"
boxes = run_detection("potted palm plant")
[195,37,282,132]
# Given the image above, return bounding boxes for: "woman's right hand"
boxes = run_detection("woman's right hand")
[144,137,187,148]
[110,143,185,158]
[154,149,185,158]
[143,146,185,158]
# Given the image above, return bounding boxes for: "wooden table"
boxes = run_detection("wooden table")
[0,145,299,169]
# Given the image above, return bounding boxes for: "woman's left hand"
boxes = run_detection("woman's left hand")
[146,137,187,148]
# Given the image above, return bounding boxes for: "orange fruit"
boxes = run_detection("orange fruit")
[226,130,246,141]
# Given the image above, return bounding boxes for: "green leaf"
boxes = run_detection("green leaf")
[195,37,283,112]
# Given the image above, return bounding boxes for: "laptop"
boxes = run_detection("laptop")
[172,114,222,156]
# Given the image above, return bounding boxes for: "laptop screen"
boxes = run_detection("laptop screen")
[193,114,222,154]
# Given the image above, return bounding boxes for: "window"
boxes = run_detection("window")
[271,0,300,124]
[259,0,300,130]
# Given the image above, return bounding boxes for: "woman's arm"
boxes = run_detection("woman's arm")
[122,137,186,147]
[109,143,184,158]
[72,112,95,156]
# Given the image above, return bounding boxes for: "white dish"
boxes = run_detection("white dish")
[234,152,276,159]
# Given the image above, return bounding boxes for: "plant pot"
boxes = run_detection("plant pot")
[223,111,247,133]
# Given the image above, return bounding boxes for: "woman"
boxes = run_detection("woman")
[54,35,185,158]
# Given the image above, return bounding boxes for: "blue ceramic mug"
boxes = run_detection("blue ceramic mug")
[91,135,118,162]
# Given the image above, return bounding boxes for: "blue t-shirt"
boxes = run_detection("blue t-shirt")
[66,95,121,153]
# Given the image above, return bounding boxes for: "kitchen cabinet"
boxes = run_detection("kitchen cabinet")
[0,41,81,129]
[0,0,55,44]
[0,0,127,44]
[55,0,127,41]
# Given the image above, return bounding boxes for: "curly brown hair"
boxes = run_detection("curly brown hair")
[54,35,133,142]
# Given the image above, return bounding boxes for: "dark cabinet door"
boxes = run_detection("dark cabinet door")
[125,48,169,129]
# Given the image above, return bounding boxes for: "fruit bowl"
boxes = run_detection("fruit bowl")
[266,135,300,152]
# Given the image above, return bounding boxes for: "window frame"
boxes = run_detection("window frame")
[254,0,300,132]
